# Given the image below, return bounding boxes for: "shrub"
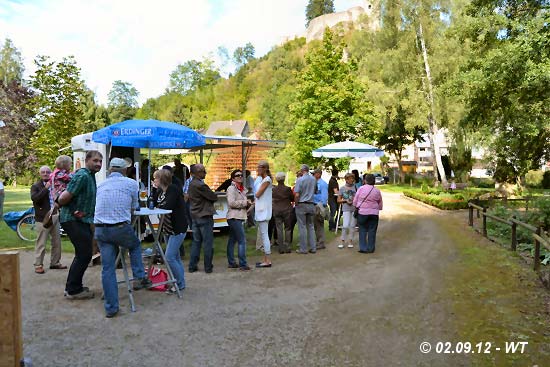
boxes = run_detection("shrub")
[525,170,543,188]
[403,190,469,210]
[469,177,495,188]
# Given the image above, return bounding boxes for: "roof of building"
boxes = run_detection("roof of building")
[204,120,249,137]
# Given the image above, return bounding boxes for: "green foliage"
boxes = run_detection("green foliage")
[0,80,37,181]
[287,28,377,170]
[107,80,139,123]
[233,43,255,69]
[168,58,220,95]
[0,38,24,84]
[403,189,469,210]
[30,56,90,166]
[305,0,335,26]
[526,197,550,231]
[456,1,550,183]
[377,104,425,183]
[448,127,475,182]
[525,170,543,188]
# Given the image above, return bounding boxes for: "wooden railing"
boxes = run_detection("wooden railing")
[468,202,550,271]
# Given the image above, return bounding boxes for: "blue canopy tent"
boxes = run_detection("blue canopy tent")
[92,119,205,193]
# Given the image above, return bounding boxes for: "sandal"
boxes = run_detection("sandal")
[255,262,272,268]
[35,265,45,274]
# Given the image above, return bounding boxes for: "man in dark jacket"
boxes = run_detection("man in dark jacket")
[30,166,65,274]
[187,164,218,273]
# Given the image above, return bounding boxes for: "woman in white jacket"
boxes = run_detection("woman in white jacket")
[226,169,252,271]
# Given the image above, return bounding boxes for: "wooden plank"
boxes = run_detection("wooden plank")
[0,251,22,367]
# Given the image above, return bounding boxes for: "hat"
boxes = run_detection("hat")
[109,158,129,169]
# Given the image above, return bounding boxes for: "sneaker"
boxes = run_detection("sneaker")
[338,243,344,249]
[295,250,308,254]
[165,286,185,295]
[64,286,89,297]
[347,244,354,248]
[227,263,239,269]
[308,249,317,254]
[65,288,95,300]
[106,309,119,318]
[133,278,153,290]
[239,265,251,271]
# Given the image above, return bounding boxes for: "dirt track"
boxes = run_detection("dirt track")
[16,192,550,366]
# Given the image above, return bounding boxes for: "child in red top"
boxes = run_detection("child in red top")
[50,155,73,201]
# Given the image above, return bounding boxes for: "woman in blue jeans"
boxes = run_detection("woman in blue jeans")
[353,174,383,253]
[226,169,252,271]
[153,169,188,292]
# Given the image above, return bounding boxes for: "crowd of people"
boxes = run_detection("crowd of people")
[29,151,383,318]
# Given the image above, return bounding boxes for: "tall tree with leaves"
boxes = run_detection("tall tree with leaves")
[233,42,255,69]
[456,0,550,185]
[169,58,221,95]
[377,104,425,183]
[0,38,24,84]
[288,28,377,169]
[0,80,37,183]
[30,56,89,166]
[107,80,139,123]
[306,0,335,26]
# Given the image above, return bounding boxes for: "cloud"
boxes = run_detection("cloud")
[0,0,364,105]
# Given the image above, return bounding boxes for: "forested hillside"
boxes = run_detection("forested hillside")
[1,0,548,183]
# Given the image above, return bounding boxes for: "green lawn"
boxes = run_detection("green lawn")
[1,186,338,259]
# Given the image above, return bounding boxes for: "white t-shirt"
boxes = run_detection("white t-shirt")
[254,175,272,222]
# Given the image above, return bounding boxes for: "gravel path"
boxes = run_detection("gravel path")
[15,193,502,366]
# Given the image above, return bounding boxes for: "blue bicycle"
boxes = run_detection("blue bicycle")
[4,208,37,242]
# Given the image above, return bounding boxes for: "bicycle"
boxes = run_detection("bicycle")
[3,207,38,242]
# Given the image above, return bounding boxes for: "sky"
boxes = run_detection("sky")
[0,0,365,105]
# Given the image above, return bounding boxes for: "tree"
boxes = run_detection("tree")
[168,58,220,95]
[377,104,425,183]
[233,42,255,68]
[0,38,24,84]
[456,0,550,185]
[0,80,37,183]
[30,55,89,166]
[107,80,138,123]
[288,28,378,170]
[305,0,335,27]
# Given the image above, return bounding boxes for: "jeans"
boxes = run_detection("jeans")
[166,232,186,289]
[227,219,248,267]
[314,214,326,247]
[357,214,379,252]
[295,203,316,252]
[328,200,337,231]
[189,216,214,272]
[62,221,93,295]
[95,224,145,314]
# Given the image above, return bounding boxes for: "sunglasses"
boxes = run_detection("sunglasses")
[234,174,243,178]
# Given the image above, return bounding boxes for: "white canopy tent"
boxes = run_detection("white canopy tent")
[312,141,384,159]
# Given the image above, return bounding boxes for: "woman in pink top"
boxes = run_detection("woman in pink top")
[352,174,383,253]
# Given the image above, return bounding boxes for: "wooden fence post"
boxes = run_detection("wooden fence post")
[482,207,487,237]
[469,205,473,227]
[534,226,541,271]
[511,216,517,251]
[0,251,23,367]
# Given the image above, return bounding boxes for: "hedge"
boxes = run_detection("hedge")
[403,190,469,210]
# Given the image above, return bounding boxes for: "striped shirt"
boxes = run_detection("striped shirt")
[94,172,139,225]
[60,168,97,224]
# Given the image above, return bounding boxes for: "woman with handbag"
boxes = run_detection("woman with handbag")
[337,173,357,249]
[352,174,383,254]
[153,169,188,293]
[226,169,252,271]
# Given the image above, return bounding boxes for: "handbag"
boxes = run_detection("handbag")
[43,206,58,228]
[147,266,168,291]
[353,187,374,218]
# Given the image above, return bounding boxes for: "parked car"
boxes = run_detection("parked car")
[373,173,385,185]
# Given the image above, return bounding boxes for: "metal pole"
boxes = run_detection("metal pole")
[468,205,473,226]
